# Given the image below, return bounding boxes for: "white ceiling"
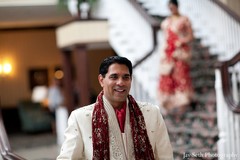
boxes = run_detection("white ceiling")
[0,0,72,29]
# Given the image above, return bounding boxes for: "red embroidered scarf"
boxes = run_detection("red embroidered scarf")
[92,91,154,160]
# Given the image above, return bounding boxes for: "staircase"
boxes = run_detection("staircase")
[163,39,219,159]
[119,1,221,159]
[97,0,159,104]
[93,0,240,160]
[91,0,240,158]
[97,0,220,158]
[103,0,153,65]
[131,0,240,159]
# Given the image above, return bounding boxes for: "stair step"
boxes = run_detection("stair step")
[192,80,215,90]
[167,124,218,137]
[152,15,166,23]
[192,52,218,60]
[131,2,219,158]
[190,70,215,78]
[186,111,217,120]
[190,59,218,68]
[195,91,216,103]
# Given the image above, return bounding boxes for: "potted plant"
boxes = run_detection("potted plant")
[58,0,98,19]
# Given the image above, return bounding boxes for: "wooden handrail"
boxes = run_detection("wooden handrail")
[220,52,240,113]
[128,0,163,68]
[212,0,240,113]
[212,0,240,24]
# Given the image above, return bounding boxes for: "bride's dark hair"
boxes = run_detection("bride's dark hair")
[169,0,178,7]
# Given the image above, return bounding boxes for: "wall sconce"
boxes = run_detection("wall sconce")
[54,69,64,80]
[0,62,12,76]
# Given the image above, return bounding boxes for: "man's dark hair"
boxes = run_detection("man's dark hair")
[169,0,178,7]
[99,56,132,77]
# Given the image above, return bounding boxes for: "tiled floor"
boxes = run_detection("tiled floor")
[8,132,60,160]
[15,144,59,160]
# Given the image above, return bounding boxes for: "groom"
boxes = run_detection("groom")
[57,56,173,160]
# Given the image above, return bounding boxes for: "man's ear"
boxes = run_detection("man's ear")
[98,74,104,87]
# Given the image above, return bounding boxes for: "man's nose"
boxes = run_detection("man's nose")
[116,78,124,85]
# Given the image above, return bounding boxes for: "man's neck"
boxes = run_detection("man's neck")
[102,95,127,109]
[112,102,126,109]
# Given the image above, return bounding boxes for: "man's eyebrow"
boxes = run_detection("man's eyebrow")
[108,73,130,76]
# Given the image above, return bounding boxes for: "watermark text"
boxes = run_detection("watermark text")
[183,152,239,159]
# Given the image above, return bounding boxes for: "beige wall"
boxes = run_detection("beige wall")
[0,29,62,107]
[88,49,115,95]
[0,28,114,108]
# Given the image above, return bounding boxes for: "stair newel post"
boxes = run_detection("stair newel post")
[215,68,228,158]
[56,19,108,112]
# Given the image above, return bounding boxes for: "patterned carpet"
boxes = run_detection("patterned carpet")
[163,39,219,160]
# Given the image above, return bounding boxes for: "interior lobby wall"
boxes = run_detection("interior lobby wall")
[0,28,114,108]
[0,28,62,108]
[88,49,115,97]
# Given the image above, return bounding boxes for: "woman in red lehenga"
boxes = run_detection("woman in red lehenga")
[158,0,194,115]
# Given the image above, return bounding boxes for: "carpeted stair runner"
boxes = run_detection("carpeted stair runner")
[163,39,219,160]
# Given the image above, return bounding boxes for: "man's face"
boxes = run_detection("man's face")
[98,63,132,108]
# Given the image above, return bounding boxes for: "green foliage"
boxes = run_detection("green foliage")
[57,0,68,10]
[88,0,98,7]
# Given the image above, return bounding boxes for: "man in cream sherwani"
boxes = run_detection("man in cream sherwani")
[57,56,173,160]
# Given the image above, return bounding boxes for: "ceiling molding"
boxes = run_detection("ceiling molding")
[0,0,57,6]
[0,4,72,29]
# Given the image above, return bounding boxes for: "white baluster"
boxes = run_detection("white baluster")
[232,68,239,103]
[235,114,240,157]
[67,0,78,17]
[215,69,228,159]
[229,109,235,156]
[235,63,240,156]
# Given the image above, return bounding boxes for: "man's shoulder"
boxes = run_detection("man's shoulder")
[70,101,161,114]
[136,101,159,111]
[137,102,163,121]
[71,103,95,115]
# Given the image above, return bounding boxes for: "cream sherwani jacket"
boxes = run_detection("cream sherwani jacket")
[57,96,173,160]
